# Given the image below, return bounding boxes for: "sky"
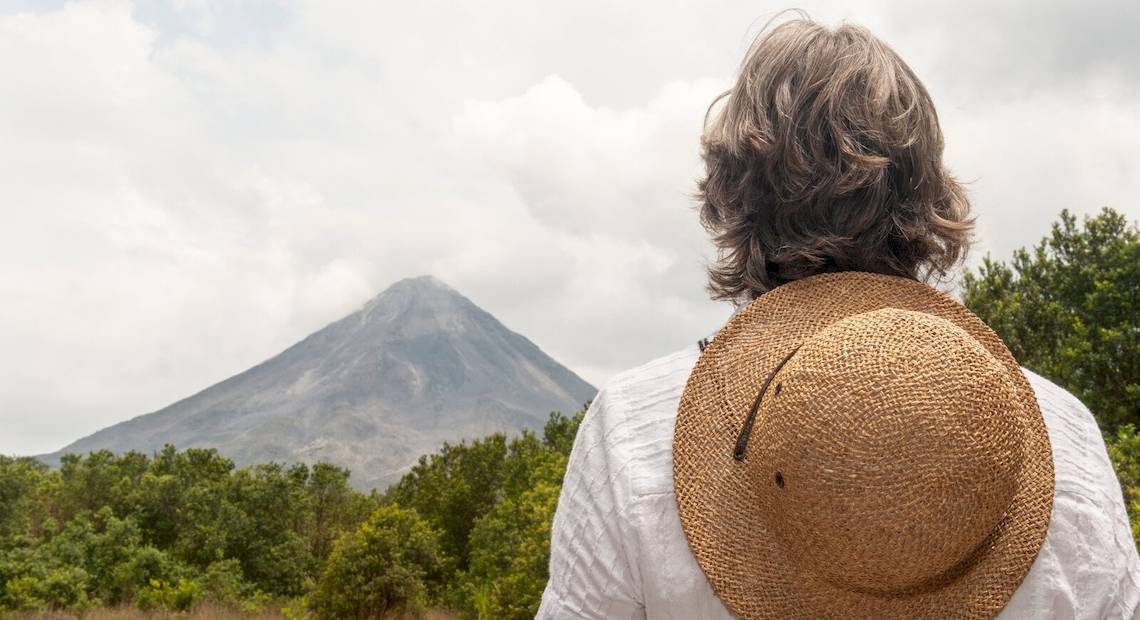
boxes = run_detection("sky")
[1,0,1138,455]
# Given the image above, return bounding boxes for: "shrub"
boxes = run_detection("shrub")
[135,577,201,612]
[1108,425,1140,543]
[200,558,247,605]
[4,566,91,613]
[311,504,441,620]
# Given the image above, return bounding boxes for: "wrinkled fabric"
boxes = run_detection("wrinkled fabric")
[539,340,1140,619]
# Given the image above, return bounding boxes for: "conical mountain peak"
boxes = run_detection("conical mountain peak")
[42,277,596,491]
[383,274,455,297]
[363,275,456,309]
[358,275,478,333]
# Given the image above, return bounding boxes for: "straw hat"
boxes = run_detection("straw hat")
[673,272,1053,619]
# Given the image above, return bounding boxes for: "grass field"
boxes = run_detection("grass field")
[4,606,284,620]
[3,605,460,619]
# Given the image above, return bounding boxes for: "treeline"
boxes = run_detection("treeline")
[321,411,583,618]
[0,445,373,616]
[0,410,583,619]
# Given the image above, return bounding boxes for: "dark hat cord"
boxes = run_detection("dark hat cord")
[733,344,801,461]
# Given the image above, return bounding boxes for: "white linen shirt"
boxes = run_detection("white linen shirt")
[539,339,1140,619]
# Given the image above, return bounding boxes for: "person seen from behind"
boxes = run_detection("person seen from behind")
[538,13,1140,620]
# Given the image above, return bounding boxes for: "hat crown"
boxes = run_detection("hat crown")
[747,308,1025,593]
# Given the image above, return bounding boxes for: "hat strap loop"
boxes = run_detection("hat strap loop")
[733,344,801,461]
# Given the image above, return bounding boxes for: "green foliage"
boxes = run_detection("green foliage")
[0,456,49,539]
[135,576,202,612]
[962,207,1139,433]
[386,410,584,617]
[389,433,510,573]
[1,405,587,617]
[0,445,375,615]
[1108,425,1140,543]
[5,566,91,612]
[110,545,188,605]
[541,408,586,457]
[311,504,441,620]
[463,471,564,618]
[199,558,247,605]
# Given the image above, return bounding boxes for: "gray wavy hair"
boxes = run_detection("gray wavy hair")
[698,14,973,301]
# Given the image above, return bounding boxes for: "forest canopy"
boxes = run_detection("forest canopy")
[0,412,583,619]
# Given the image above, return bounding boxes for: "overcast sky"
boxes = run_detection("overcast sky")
[2,0,1137,455]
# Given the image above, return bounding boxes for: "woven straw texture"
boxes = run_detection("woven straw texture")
[673,272,1054,619]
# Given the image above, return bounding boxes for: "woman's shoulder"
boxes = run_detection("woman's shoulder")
[1023,367,1116,473]
[601,345,702,404]
[576,344,702,498]
[1013,367,1140,616]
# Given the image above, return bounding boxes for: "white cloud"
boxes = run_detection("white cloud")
[0,0,1137,454]
[943,89,1140,264]
[441,75,734,382]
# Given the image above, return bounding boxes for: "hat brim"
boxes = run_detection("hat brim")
[672,272,1054,619]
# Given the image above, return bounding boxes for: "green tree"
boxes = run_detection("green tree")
[388,434,509,572]
[56,450,141,521]
[429,411,584,618]
[540,407,587,457]
[0,445,376,614]
[224,463,317,597]
[306,462,374,564]
[311,504,441,620]
[138,445,235,557]
[463,454,567,619]
[1108,425,1140,543]
[4,566,90,612]
[1,416,586,616]
[962,207,1139,433]
[109,544,194,609]
[0,456,48,538]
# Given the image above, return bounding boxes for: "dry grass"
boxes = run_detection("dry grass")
[3,604,459,620]
[4,603,284,619]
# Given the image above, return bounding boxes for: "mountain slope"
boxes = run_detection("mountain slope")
[41,276,597,490]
